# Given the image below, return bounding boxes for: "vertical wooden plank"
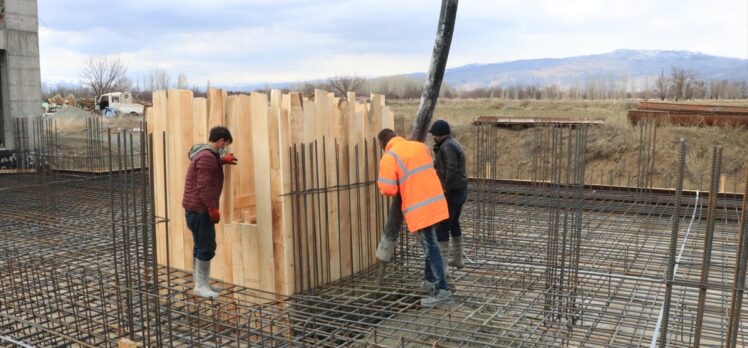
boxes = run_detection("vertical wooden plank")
[288,93,305,291]
[289,93,304,145]
[334,93,355,279]
[226,223,245,288]
[221,96,238,223]
[278,106,295,295]
[301,96,316,289]
[314,89,332,283]
[151,91,169,266]
[192,98,208,143]
[314,89,329,282]
[241,223,260,290]
[167,89,195,271]
[269,89,288,295]
[206,89,234,282]
[365,95,385,269]
[207,88,225,127]
[348,96,365,274]
[250,92,277,294]
[325,95,342,282]
[230,95,254,222]
[720,174,727,193]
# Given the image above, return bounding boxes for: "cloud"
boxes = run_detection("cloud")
[38,0,747,86]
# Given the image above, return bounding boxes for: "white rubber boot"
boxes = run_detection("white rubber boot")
[195,258,221,292]
[193,260,219,299]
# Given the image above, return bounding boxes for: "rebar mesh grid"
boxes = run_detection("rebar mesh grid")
[2,171,747,347]
[1,118,748,347]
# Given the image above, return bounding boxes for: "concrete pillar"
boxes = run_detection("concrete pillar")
[0,0,42,149]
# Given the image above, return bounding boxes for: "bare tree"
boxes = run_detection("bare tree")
[670,66,697,101]
[327,75,367,100]
[147,69,171,91]
[176,73,189,89]
[81,56,129,98]
[654,68,669,100]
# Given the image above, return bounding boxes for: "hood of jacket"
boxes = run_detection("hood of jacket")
[187,144,219,160]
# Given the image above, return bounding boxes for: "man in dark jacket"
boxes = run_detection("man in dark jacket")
[182,126,237,299]
[429,120,468,274]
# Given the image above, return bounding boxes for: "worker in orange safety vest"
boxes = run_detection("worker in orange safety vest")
[376,128,454,307]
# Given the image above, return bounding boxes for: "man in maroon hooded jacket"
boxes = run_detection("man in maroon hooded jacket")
[182,126,237,299]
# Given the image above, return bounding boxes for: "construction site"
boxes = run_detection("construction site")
[2,1,748,347]
[0,85,747,347]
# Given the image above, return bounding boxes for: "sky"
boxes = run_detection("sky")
[38,0,748,87]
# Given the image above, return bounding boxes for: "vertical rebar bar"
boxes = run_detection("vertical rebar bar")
[726,158,748,348]
[693,146,721,347]
[658,138,687,347]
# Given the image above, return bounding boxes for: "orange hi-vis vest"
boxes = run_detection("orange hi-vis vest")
[377,136,449,232]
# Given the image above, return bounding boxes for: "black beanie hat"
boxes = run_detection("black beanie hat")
[428,120,450,136]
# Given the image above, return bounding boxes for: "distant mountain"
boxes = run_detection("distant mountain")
[424,49,748,91]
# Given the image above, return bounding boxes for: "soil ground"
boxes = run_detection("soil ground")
[390,98,748,192]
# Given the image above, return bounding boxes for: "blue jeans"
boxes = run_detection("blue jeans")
[419,227,449,290]
[435,187,468,242]
[185,210,217,261]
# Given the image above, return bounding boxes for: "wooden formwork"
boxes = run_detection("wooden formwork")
[147,89,394,297]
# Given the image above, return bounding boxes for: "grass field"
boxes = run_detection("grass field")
[391,98,748,193]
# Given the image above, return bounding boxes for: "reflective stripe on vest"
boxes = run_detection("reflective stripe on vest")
[385,150,407,172]
[377,177,397,185]
[402,193,446,214]
[383,151,434,185]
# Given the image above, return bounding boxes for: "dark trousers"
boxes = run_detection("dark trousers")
[435,187,468,242]
[185,210,217,261]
